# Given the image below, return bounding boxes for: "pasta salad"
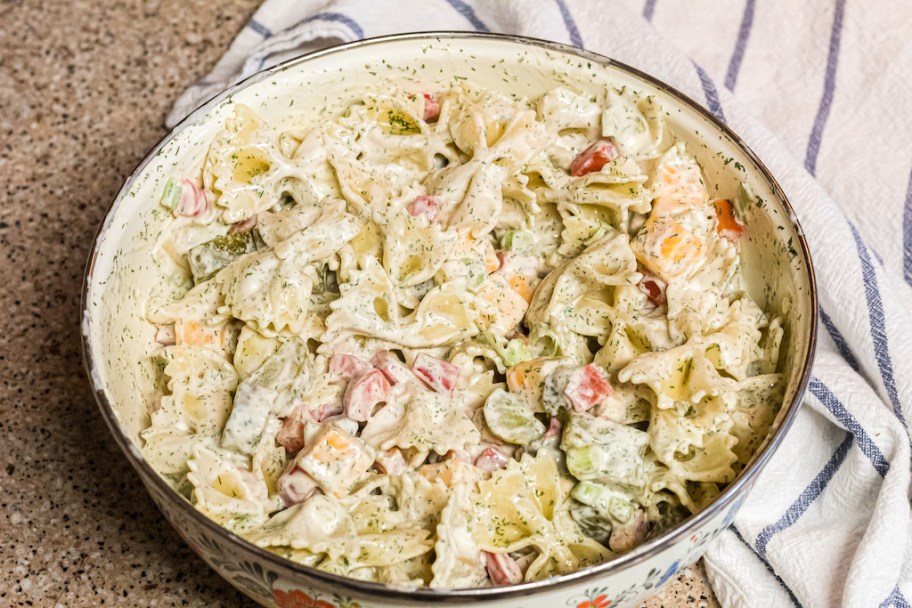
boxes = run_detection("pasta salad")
[142,82,784,588]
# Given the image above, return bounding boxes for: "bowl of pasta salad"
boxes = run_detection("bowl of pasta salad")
[82,33,816,608]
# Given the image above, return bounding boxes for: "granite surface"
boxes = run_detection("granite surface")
[0,1,720,606]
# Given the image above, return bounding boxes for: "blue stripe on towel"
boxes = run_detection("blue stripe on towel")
[295,12,365,39]
[247,19,273,38]
[820,308,860,372]
[555,0,583,47]
[804,0,846,175]
[881,587,911,608]
[850,224,906,426]
[755,433,852,557]
[643,0,658,21]
[254,12,365,73]
[732,528,802,607]
[808,378,890,477]
[693,63,726,123]
[904,165,912,287]
[724,0,756,91]
[443,0,490,32]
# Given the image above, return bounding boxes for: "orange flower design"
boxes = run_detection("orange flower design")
[273,589,335,608]
[577,594,611,608]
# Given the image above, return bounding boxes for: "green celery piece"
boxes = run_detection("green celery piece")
[571,480,605,507]
[608,496,634,522]
[502,230,534,253]
[502,339,531,367]
[566,446,602,479]
[159,178,181,210]
[734,182,755,218]
[188,230,257,282]
[483,388,545,445]
[465,257,486,290]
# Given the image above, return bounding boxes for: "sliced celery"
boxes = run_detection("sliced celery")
[735,182,755,217]
[502,339,531,367]
[464,257,487,290]
[159,178,180,211]
[561,414,649,487]
[502,230,534,253]
[608,496,634,522]
[566,446,601,479]
[571,480,605,506]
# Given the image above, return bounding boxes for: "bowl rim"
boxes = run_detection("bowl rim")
[81,31,818,602]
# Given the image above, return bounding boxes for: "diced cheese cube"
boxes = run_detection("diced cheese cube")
[293,423,374,497]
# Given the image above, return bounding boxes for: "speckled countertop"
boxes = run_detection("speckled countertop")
[0,2,719,606]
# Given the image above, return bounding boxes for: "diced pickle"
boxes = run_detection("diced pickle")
[541,365,574,415]
[385,110,421,135]
[571,481,635,523]
[561,414,649,487]
[506,356,574,413]
[188,230,258,282]
[483,388,546,445]
[570,502,613,543]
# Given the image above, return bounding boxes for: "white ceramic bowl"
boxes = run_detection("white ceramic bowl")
[82,33,817,608]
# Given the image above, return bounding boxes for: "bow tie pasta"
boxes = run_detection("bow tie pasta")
[141,81,784,588]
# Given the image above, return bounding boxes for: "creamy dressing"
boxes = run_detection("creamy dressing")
[87,38,805,587]
[129,80,786,589]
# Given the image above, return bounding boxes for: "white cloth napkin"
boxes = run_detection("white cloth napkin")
[169,2,912,606]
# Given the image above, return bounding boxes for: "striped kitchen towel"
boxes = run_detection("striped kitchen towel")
[168,1,912,606]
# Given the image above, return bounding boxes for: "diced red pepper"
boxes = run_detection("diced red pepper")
[543,416,562,439]
[564,363,613,412]
[422,93,439,122]
[714,198,743,240]
[176,179,213,219]
[229,214,257,234]
[569,139,619,177]
[638,274,667,306]
[276,462,319,506]
[344,369,391,422]
[407,195,441,222]
[474,447,510,472]
[311,400,344,422]
[329,353,373,379]
[276,404,309,453]
[371,350,415,385]
[484,552,524,585]
[412,353,459,393]
[374,448,408,475]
